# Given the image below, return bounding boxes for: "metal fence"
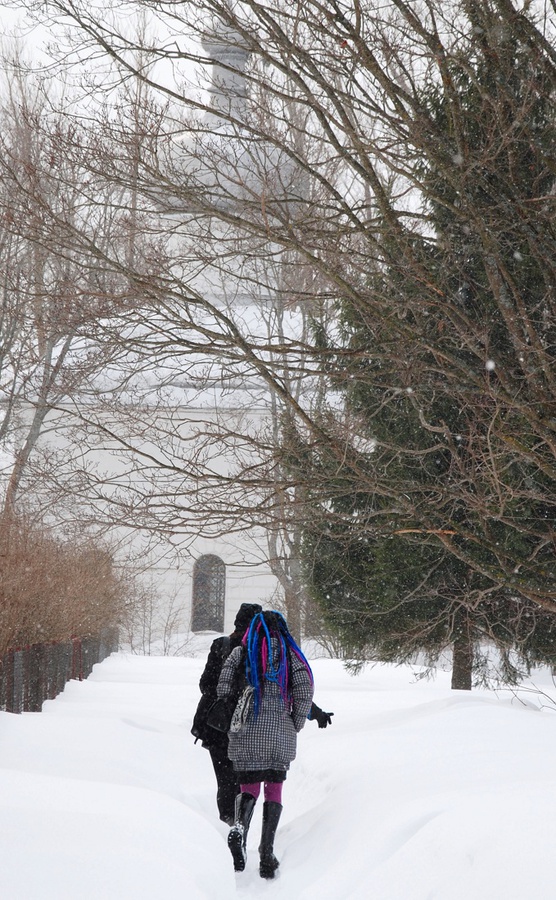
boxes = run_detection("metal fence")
[0,629,119,714]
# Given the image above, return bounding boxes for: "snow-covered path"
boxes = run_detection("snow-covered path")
[1,645,556,899]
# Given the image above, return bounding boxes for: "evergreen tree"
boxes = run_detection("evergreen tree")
[302,3,556,687]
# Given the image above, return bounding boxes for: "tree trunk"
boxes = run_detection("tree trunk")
[284,579,302,645]
[3,401,49,517]
[451,620,473,690]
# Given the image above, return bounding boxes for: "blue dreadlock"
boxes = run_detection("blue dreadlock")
[243,611,313,719]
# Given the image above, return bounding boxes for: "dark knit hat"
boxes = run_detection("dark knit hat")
[234,603,263,633]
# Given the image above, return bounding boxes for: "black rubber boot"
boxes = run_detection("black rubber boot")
[259,801,283,879]
[227,792,257,872]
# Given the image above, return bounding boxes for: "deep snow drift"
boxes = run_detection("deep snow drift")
[1,637,555,899]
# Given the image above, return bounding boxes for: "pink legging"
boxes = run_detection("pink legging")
[240,781,283,804]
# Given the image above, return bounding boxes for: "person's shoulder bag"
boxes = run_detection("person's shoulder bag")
[205,644,248,733]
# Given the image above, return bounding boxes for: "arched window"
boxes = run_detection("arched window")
[191,554,226,632]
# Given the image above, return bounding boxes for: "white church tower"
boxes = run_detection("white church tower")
[154,22,287,638]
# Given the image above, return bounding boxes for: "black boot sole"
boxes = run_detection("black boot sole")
[228,827,246,872]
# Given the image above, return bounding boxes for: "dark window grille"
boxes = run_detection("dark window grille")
[191,554,226,632]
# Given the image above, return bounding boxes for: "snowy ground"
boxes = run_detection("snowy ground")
[1,638,556,899]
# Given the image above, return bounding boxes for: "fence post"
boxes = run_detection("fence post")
[12,650,24,714]
[72,638,83,681]
[26,643,45,712]
[0,653,7,711]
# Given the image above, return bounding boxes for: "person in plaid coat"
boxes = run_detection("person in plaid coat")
[192,605,333,827]
[217,610,314,879]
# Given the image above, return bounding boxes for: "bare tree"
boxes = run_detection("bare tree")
[0,511,138,653]
[4,1,556,653]
[0,64,113,511]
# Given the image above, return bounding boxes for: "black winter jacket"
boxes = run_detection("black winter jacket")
[195,633,243,748]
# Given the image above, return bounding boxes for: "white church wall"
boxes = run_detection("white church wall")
[13,399,281,646]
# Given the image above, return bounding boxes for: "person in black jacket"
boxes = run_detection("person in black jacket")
[192,602,334,825]
[194,603,263,824]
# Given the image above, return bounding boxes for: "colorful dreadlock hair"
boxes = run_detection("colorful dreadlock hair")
[242,611,313,719]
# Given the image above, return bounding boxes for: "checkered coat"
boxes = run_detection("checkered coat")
[217,640,314,772]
